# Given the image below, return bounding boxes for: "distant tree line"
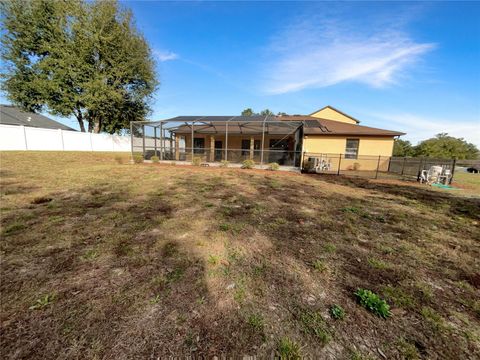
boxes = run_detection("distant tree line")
[241,108,287,116]
[393,133,478,160]
[1,0,157,133]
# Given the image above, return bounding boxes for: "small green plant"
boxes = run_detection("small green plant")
[80,249,98,261]
[342,206,360,214]
[114,154,124,164]
[29,294,54,310]
[192,156,202,166]
[355,289,391,318]
[267,162,280,171]
[241,159,255,169]
[368,258,388,269]
[277,337,302,359]
[207,255,219,266]
[324,243,336,253]
[151,155,159,163]
[149,294,161,304]
[220,160,229,167]
[330,304,346,320]
[132,154,143,164]
[219,223,230,231]
[247,313,264,331]
[313,259,327,272]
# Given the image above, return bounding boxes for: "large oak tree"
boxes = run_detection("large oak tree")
[1,0,158,133]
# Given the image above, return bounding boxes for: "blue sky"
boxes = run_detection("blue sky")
[2,1,480,146]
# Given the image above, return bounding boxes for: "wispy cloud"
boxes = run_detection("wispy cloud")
[261,15,436,94]
[368,112,480,147]
[154,49,179,62]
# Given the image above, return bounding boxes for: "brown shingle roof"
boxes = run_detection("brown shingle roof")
[165,115,405,137]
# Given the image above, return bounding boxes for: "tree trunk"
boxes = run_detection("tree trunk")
[75,110,86,132]
[94,119,102,133]
[88,120,94,133]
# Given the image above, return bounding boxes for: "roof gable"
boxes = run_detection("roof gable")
[309,106,360,124]
[0,104,75,131]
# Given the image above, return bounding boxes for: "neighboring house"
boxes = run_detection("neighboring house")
[134,105,405,170]
[0,104,75,131]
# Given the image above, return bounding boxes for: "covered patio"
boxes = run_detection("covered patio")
[131,116,304,167]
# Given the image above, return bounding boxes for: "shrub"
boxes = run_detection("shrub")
[151,155,159,163]
[313,259,327,272]
[241,159,255,169]
[192,156,202,166]
[132,154,143,164]
[277,337,302,359]
[302,158,314,173]
[220,160,229,168]
[330,304,346,320]
[267,162,280,171]
[355,289,391,318]
[114,154,124,164]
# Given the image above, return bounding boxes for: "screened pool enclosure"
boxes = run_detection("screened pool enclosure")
[131,116,304,167]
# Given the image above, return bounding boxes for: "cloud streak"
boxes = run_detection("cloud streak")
[261,16,435,94]
[154,49,179,62]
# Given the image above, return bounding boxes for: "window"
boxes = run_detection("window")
[345,139,359,159]
[193,137,205,154]
[241,139,250,156]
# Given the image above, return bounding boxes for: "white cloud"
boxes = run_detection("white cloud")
[154,49,179,62]
[368,112,480,147]
[261,17,435,94]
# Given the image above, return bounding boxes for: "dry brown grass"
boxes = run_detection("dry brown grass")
[1,151,479,359]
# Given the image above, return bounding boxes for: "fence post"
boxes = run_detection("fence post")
[417,157,424,181]
[450,158,456,184]
[130,122,134,160]
[89,132,93,151]
[58,129,64,151]
[375,155,381,179]
[142,125,146,158]
[400,157,406,175]
[21,125,28,150]
[337,154,342,175]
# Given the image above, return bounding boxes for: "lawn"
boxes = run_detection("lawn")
[1,152,479,359]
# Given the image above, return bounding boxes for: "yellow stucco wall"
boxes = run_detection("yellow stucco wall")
[310,107,358,124]
[303,136,394,156]
[303,136,395,170]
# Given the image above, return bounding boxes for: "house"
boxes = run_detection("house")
[0,104,75,131]
[132,106,405,171]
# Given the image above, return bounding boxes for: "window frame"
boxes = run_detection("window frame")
[345,138,360,159]
[193,137,205,154]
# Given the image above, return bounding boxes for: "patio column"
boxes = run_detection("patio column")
[191,121,194,161]
[210,135,215,162]
[175,135,180,160]
[249,136,254,160]
[225,121,229,161]
[154,127,158,157]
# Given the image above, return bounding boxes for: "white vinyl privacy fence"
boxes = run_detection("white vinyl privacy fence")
[0,124,132,152]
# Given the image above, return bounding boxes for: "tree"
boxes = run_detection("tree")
[241,108,254,116]
[414,133,478,159]
[1,0,157,133]
[393,138,415,157]
[260,109,274,116]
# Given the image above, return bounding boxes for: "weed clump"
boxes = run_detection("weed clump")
[267,162,280,171]
[277,337,302,359]
[241,159,255,169]
[192,157,202,166]
[355,288,391,318]
[220,160,229,168]
[132,154,143,164]
[151,155,159,163]
[29,294,54,310]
